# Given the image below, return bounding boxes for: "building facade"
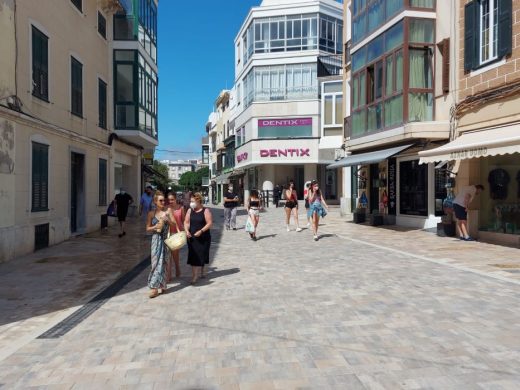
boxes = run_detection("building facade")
[331,0,456,229]
[161,159,197,183]
[232,0,344,201]
[0,0,159,262]
[420,0,520,247]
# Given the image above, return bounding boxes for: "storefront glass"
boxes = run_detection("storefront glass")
[399,159,428,216]
[479,154,520,235]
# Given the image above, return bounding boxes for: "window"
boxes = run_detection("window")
[32,26,49,101]
[464,0,512,71]
[32,142,49,212]
[399,159,428,216]
[322,82,343,136]
[99,159,107,206]
[98,79,107,129]
[70,57,83,117]
[71,0,82,12]
[98,12,107,39]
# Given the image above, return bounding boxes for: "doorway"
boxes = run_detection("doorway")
[294,166,304,199]
[71,152,85,233]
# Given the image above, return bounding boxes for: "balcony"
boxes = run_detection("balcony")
[317,54,343,78]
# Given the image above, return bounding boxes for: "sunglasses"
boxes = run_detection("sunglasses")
[157,199,165,203]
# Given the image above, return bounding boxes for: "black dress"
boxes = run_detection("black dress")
[187,208,211,266]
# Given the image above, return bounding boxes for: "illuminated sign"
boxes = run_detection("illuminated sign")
[237,152,248,163]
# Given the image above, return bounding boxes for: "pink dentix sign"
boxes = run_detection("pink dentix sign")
[236,152,248,163]
[260,149,310,158]
[258,118,312,127]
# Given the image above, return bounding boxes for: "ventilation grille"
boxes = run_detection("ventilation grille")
[34,223,49,251]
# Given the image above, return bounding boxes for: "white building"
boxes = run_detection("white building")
[232,0,344,201]
[161,160,197,183]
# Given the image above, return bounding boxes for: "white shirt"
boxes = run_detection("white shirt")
[453,186,477,207]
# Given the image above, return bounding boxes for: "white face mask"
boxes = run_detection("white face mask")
[190,202,197,209]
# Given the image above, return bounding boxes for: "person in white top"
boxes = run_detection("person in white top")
[452,184,484,241]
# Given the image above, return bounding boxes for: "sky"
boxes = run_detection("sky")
[156,0,260,162]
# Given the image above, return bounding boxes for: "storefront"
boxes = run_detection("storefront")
[419,125,520,247]
[329,144,445,229]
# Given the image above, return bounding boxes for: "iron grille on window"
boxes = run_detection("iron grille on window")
[35,223,49,251]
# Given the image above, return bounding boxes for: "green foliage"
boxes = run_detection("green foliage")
[179,166,209,192]
[150,160,171,192]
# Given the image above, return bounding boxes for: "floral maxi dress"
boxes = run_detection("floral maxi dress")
[148,216,169,289]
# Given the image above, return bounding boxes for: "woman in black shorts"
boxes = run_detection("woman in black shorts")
[284,180,302,232]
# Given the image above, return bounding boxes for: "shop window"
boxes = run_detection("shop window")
[434,167,446,217]
[399,160,428,216]
[479,154,520,234]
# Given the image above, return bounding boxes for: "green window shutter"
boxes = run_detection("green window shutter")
[32,142,49,211]
[498,0,512,58]
[464,1,478,71]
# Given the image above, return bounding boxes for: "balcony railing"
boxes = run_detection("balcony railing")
[317,54,343,77]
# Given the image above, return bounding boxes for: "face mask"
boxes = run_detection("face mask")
[190,202,197,209]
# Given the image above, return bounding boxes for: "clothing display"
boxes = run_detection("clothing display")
[488,168,510,200]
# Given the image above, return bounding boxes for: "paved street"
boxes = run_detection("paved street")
[1,207,520,389]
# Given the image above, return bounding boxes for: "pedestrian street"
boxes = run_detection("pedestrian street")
[0,207,519,389]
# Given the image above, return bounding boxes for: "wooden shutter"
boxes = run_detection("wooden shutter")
[441,38,450,94]
[498,0,512,59]
[71,57,83,117]
[99,159,107,206]
[98,79,107,129]
[32,142,49,211]
[464,1,478,71]
[32,27,48,100]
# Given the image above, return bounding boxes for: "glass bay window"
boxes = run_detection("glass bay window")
[350,18,434,138]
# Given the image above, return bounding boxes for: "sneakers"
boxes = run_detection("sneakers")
[464,236,476,241]
[296,227,302,232]
[286,225,290,232]
[313,235,318,241]
[306,222,310,228]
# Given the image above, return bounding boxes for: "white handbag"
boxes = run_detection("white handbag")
[164,230,187,251]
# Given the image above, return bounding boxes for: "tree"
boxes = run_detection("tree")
[178,166,210,192]
[150,160,171,192]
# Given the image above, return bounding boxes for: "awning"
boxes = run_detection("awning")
[142,164,167,180]
[229,169,245,178]
[327,144,413,169]
[418,125,520,164]
[215,172,231,184]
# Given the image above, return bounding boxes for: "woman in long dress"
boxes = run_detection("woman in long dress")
[146,191,177,298]
[184,192,213,284]
[167,193,185,281]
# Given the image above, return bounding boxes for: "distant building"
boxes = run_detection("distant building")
[161,160,198,183]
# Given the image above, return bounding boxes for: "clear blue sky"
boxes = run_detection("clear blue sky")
[156,0,260,161]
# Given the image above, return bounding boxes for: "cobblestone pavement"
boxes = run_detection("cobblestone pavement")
[0,206,519,389]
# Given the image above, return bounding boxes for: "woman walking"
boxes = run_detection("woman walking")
[307,180,329,241]
[247,189,262,240]
[284,180,302,232]
[184,193,213,284]
[167,193,185,281]
[146,191,177,298]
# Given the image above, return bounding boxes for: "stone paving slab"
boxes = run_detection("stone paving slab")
[0,207,519,389]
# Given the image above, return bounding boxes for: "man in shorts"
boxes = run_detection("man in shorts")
[453,184,484,241]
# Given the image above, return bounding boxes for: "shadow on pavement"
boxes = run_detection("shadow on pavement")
[255,234,277,241]
[0,207,227,332]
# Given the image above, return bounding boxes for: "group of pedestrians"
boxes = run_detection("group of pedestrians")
[144,190,213,298]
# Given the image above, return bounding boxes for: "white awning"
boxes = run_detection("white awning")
[215,172,231,184]
[327,144,413,169]
[419,125,520,164]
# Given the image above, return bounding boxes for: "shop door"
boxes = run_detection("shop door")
[295,166,304,199]
[70,152,85,233]
[369,163,379,214]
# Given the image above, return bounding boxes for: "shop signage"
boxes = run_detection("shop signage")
[237,152,248,163]
[388,158,397,215]
[449,147,488,160]
[258,118,312,127]
[259,148,310,158]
